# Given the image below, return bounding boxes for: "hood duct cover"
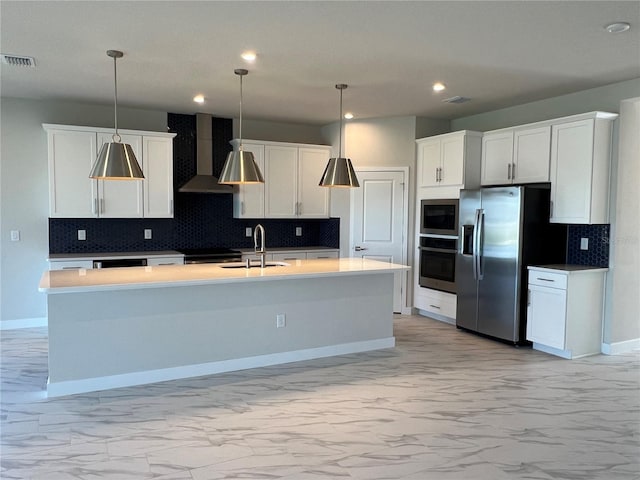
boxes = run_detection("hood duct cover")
[178,113,233,193]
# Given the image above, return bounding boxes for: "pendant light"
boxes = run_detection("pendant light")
[319,84,359,188]
[89,50,144,180]
[219,69,264,184]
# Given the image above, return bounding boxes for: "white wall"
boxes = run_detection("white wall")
[608,97,640,347]
[0,98,166,326]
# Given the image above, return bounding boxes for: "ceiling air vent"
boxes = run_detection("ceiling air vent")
[442,96,470,104]
[1,54,36,67]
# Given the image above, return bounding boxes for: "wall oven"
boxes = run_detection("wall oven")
[420,199,459,236]
[418,235,457,294]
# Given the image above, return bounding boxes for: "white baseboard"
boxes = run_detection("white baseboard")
[47,336,395,398]
[601,338,640,355]
[415,308,456,325]
[0,317,47,330]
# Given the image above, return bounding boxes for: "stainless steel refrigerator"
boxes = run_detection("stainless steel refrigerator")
[456,185,566,344]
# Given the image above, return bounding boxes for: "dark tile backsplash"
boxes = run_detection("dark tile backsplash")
[566,224,610,267]
[48,113,339,254]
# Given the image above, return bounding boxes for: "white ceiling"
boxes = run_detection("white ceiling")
[1,1,639,125]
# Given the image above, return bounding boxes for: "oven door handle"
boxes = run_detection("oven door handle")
[420,246,457,254]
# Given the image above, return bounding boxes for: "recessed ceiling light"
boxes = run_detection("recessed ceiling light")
[433,82,446,92]
[344,112,354,120]
[241,51,257,62]
[605,22,631,33]
[193,94,205,104]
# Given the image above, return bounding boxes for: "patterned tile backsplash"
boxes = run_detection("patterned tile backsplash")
[48,113,339,254]
[566,224,610,267]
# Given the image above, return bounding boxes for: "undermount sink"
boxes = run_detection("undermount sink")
[220,261,290,269]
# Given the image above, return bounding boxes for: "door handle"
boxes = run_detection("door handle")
[507,163,512,180]
[355,246,368,251]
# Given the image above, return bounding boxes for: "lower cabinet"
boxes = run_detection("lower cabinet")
[526,266,607,359]
[414,287,456,321]
[241,249,339,263]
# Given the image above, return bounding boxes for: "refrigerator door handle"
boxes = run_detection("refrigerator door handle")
[472,208,481,280]
[477,209,485,280]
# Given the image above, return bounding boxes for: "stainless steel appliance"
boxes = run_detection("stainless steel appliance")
[179,247,242,264]
[93,258,148,268]
[456,185,566,344]
[420,199,459,236]
[418,236,457,293]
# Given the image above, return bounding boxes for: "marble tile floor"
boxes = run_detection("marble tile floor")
[1,315,639,480]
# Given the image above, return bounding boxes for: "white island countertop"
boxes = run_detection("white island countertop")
[39,257,409,294]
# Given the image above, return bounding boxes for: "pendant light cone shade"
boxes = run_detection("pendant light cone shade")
[89,50,144,180]
[319,84,360,187]
[219,69,264,184]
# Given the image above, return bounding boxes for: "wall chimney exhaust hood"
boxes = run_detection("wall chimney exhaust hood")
[178,113,233,193]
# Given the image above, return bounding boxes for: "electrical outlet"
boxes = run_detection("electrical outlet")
[10,230,20,242]
[245,227,252,237]
[580,237,589,250]
[295,227,302,237]
[144,229,152,240]
[77,229,86,241]
[276,314,286,328]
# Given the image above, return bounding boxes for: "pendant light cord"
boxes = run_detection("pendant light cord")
[112,54,120,142]
[238,73,243,150]
[338,87,343,158]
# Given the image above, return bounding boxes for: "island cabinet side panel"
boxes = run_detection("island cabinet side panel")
[46,273,395,393]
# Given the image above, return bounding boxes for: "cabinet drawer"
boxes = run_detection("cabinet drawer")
[416,287,456,319]
[528,271,567,289]
[48,260,94,270]
[147,256,184,266]
[306,251,339,259]
[272,252,306,261]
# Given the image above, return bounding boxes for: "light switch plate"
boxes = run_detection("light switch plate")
[245,227,252,237]
[10,230,20,242]
[295,227,302,237]
[144,229,152,240]
[276,314,286,328]
[580,237,589,250]
[77,229,86,241]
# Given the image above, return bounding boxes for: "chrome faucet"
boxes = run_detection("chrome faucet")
[253,224,266,268]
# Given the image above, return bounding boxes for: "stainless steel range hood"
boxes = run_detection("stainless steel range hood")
[178,113,233,193]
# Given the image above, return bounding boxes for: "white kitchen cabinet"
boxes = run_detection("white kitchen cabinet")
[306,250,339,259]
[234,140,330,219]
[271,251,307,261]
[416,131,481,189]
[241,249,339,262]
[526,266,607,359]
[146,255,184,266]
[481,126,550,186]
[44,124,175,219]
[143,136,175,218]
[549,114,616,224]
[414,286,456,322]
[231,141,265,218]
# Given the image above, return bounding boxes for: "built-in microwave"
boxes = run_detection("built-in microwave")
[420,199,459,236]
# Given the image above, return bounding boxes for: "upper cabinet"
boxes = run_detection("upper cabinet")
[549,114,617,224]
[232,139,331,219]
[416,130,482,189]
[481,125,551,186]
[44,124,176,219]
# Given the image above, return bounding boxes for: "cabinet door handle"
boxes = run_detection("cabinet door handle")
[298,202,302,215]
[92,198,98,215]
[429,304,441,309]
[527,289,531,306]
[170,199,174,215]
[439,167,443,182]
[507,163,512,180]
[435,168,439,183]
[100,198,104,214]
[241,201,246,215]
[511,163,516,180]
[536,277,555,282]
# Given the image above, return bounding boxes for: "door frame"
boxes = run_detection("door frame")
[350,166,411,314]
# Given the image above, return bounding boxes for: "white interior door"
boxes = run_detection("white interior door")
[351,169,407,313]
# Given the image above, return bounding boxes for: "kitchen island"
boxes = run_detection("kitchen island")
[39,258,408,397]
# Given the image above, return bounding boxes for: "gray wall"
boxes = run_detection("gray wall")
[451,78,640,348]
[0,98,166,325]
